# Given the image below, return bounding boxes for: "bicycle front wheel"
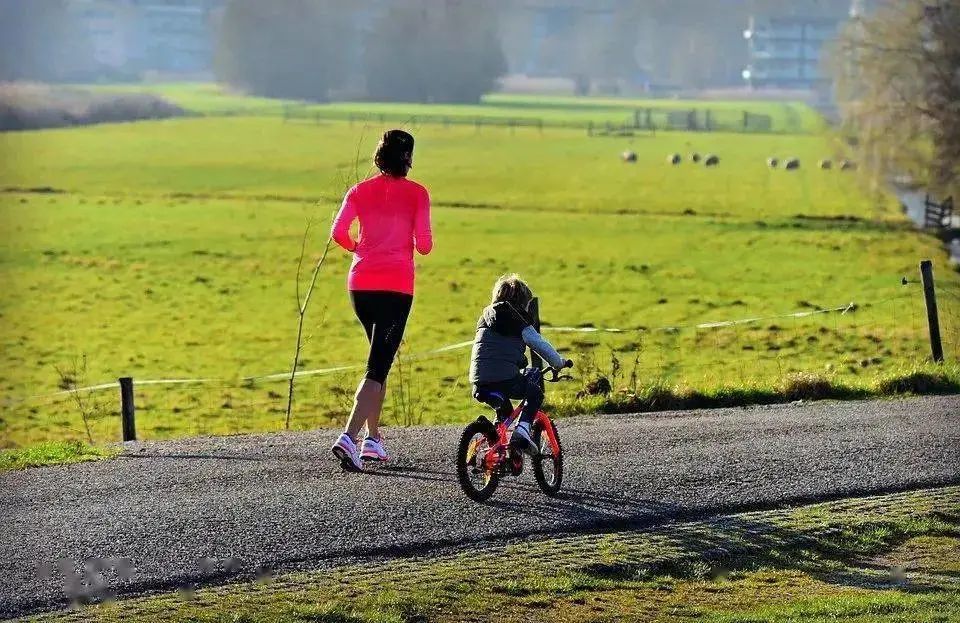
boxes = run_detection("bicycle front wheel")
[532,417,563,496]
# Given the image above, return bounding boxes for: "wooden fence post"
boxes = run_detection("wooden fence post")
[919,260,944,362]
[119,377,136,441]
[528,297,543,371]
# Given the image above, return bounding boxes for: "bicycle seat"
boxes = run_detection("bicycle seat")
[473,388,506,411]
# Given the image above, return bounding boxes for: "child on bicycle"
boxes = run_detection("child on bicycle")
[469,274,571,452]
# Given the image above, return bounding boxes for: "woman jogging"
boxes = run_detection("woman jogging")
[329,129,433,472]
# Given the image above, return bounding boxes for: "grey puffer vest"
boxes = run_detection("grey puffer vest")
[468,304,529,385]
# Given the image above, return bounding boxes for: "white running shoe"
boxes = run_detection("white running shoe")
[509,422,537,455]
[360,436,389,462]
[331,433,363,472]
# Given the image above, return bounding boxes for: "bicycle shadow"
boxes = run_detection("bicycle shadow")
[358,462,677,523]
[493,486,678,524]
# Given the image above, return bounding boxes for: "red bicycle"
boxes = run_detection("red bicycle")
[455,363,572,502]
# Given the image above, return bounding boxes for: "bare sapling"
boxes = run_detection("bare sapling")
[54,354,103,444]
[285,127,374,429]
[285,218,334,429]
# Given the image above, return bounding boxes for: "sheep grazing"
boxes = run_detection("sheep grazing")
[690,152,702,163]
[784,158,800,170]
[819,159,833,170]
[839,159,857,171]
[622,150,637,163]
[767,157,779,168]
[704,154,720,167]
[667,153,681,165]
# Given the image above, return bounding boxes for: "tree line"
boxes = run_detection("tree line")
[214,0,852,101]
[1,0,853,101]
[214,0,505,104]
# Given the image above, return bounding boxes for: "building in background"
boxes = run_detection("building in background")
[742,1,875,92]
[497,0,766,94]
[66,0,139,70]
[67,0,224,77]
[499,0,614,77]
[135,0,224,74]
[741,14,842,90]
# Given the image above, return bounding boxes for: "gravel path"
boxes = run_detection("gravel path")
[1,396,958,618]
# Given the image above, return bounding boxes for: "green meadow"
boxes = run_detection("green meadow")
[1,92,958,447]
[0,117,883,214]
[89,82,821,133]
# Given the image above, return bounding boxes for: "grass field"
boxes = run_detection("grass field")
[88,83,821,133]
[1,96,959,447]
[0,117,889,215]
[25,487,960,622]
[86,82,292,115]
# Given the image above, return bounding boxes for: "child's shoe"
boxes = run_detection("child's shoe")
[361,435,389,462]
[331,433,363,472]
[509,422,537,455]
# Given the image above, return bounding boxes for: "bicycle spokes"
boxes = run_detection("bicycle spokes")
[465,438,482,465]
[467,433,493,483]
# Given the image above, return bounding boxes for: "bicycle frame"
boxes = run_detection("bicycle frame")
[480,402,561,472]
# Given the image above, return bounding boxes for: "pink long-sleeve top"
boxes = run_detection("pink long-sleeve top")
[331,174,433,295]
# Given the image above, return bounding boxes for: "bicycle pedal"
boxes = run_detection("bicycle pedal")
[508,453,523,476]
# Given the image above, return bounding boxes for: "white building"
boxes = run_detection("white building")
[67,0,224,75]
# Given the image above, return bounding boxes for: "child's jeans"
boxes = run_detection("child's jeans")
[473,368,544,425]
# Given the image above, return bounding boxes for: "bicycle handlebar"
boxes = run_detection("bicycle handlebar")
[544,359,574,383]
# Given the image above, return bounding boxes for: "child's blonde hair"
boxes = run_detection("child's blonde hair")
[491,273,533,311]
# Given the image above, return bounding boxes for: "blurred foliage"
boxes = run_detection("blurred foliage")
[831,0,960,198]
[214,0,350,101]
[364,1,506,104]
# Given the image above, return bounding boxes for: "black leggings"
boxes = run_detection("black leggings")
[350,290,413,384]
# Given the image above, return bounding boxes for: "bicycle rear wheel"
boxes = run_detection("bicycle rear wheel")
[532,418,563,496]
[456,418,500,502]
